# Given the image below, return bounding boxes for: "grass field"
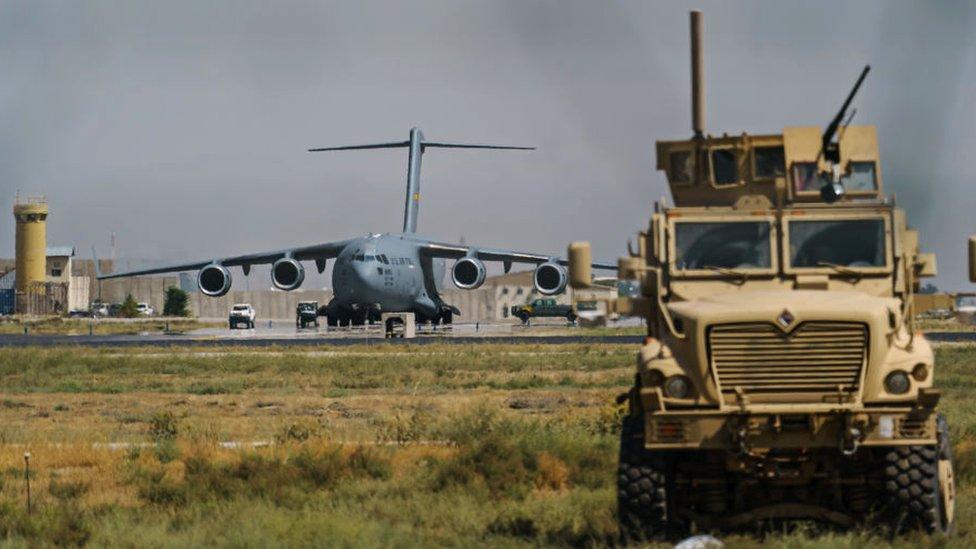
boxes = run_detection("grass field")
[0,342,972,547]
[0,317,223,336]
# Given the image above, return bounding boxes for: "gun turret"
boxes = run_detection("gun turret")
[821,65,871,165]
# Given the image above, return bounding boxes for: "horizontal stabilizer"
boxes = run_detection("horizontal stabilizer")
[308,141,409,152]
[423,142,534,150]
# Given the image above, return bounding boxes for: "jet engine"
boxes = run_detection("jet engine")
[452,257,487,289]
[533,262,567,295]
[272,257,305,291]
[198,264,232,297]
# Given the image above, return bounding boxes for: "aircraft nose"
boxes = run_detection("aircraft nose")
[351,261,383,290]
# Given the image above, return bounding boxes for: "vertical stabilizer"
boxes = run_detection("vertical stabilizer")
[309,129,534,234]
[403,128,424,233]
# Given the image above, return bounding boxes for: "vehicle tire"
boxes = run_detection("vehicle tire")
[618,414,673,543]
[567,312,577,323]
[442,311,453,325]
[879,413,955,534]
[249,320,255,329]
[229,322,235,330]
[327,315,337,327]
[518,312,529,324]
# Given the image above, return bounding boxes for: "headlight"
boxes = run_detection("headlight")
[884,371,910,395]
[912,363,929,381]
[664,375,691,399]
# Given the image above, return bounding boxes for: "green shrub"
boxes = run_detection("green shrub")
[118,294,139,318]
[163,286,190,317]
[148,411,179,441]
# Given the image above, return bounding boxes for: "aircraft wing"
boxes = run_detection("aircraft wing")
[419,241,617,270]
[97,239,356,280]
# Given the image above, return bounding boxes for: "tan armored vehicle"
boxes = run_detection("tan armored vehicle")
[570,11,955,538]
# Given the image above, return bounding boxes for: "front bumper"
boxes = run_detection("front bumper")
[643,406,936,450]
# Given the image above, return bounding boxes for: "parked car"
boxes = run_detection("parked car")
[229,303,256,329]
[510,298,577,324]
[90,302,109,317]
[296,301,319,328]
[136,303,155,317]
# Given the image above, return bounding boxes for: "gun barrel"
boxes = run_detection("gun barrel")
[823,65,871,147]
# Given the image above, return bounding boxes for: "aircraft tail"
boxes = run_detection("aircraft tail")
[309,128,533,233]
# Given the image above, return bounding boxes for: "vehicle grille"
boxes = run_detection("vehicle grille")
[708,322,867,403]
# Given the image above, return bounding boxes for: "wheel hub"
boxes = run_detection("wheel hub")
[939,457,955,525]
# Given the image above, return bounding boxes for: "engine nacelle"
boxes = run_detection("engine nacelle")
[272,257,305,291]
[534,262,568,295]
[452,257,487,289]
[198,264,232,297]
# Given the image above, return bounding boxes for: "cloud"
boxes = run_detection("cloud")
[1,1,973,289]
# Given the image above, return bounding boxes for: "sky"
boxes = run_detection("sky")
[1,1,975,290]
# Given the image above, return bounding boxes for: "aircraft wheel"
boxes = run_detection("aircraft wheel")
[441,311,453,325]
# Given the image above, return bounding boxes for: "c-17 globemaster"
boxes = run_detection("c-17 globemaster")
[98,127,615,326]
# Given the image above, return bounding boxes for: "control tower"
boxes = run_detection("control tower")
[13,195,48,309]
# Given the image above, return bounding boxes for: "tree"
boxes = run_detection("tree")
[118,294,139,318]
[163,286,190,317]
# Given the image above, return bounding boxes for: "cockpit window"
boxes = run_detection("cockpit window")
[753,146,786,179]
[710,149,738,185]
[674,221,772,270]
[788,219,886,268]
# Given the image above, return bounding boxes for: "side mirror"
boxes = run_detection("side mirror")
[568,241,592,289]
[969,236,976,283]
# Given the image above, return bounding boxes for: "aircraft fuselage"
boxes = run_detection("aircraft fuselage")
[326,233,448,323]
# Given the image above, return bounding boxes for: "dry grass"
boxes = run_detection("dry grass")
[0,317,222,335]
[0,342,972,547]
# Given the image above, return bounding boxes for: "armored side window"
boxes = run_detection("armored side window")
[753,146,786,179]
[842,161,877,192]
[791,162,821,193]
[710,149,738,185]
[669,151,693,184]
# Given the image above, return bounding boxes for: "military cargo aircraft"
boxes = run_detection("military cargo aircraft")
[98,128,616,325]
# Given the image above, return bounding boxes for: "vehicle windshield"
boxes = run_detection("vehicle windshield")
[788,218,886,269]
[673,221,772,270]
[233,305,249,311]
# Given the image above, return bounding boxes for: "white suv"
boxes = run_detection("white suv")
[137,303,155,317]
[229,304,256,329]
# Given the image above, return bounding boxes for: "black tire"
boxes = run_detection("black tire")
[566,312,577,323]
[617,415,672,543]
[441,311,453,325]
[229,322,235,330]
[327,315,338,327]
[517,312,529,324]
[880,414,955,535]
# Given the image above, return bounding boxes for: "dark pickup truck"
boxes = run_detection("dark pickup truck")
[511,298,576,324]
[296,301,319,328]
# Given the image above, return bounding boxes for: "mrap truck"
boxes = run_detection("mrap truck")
[569,11,955,539]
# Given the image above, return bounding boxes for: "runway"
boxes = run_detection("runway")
[0,332,644,348]
[1,328,974,348]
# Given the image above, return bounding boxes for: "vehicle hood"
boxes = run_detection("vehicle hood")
[668,290,900,330]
